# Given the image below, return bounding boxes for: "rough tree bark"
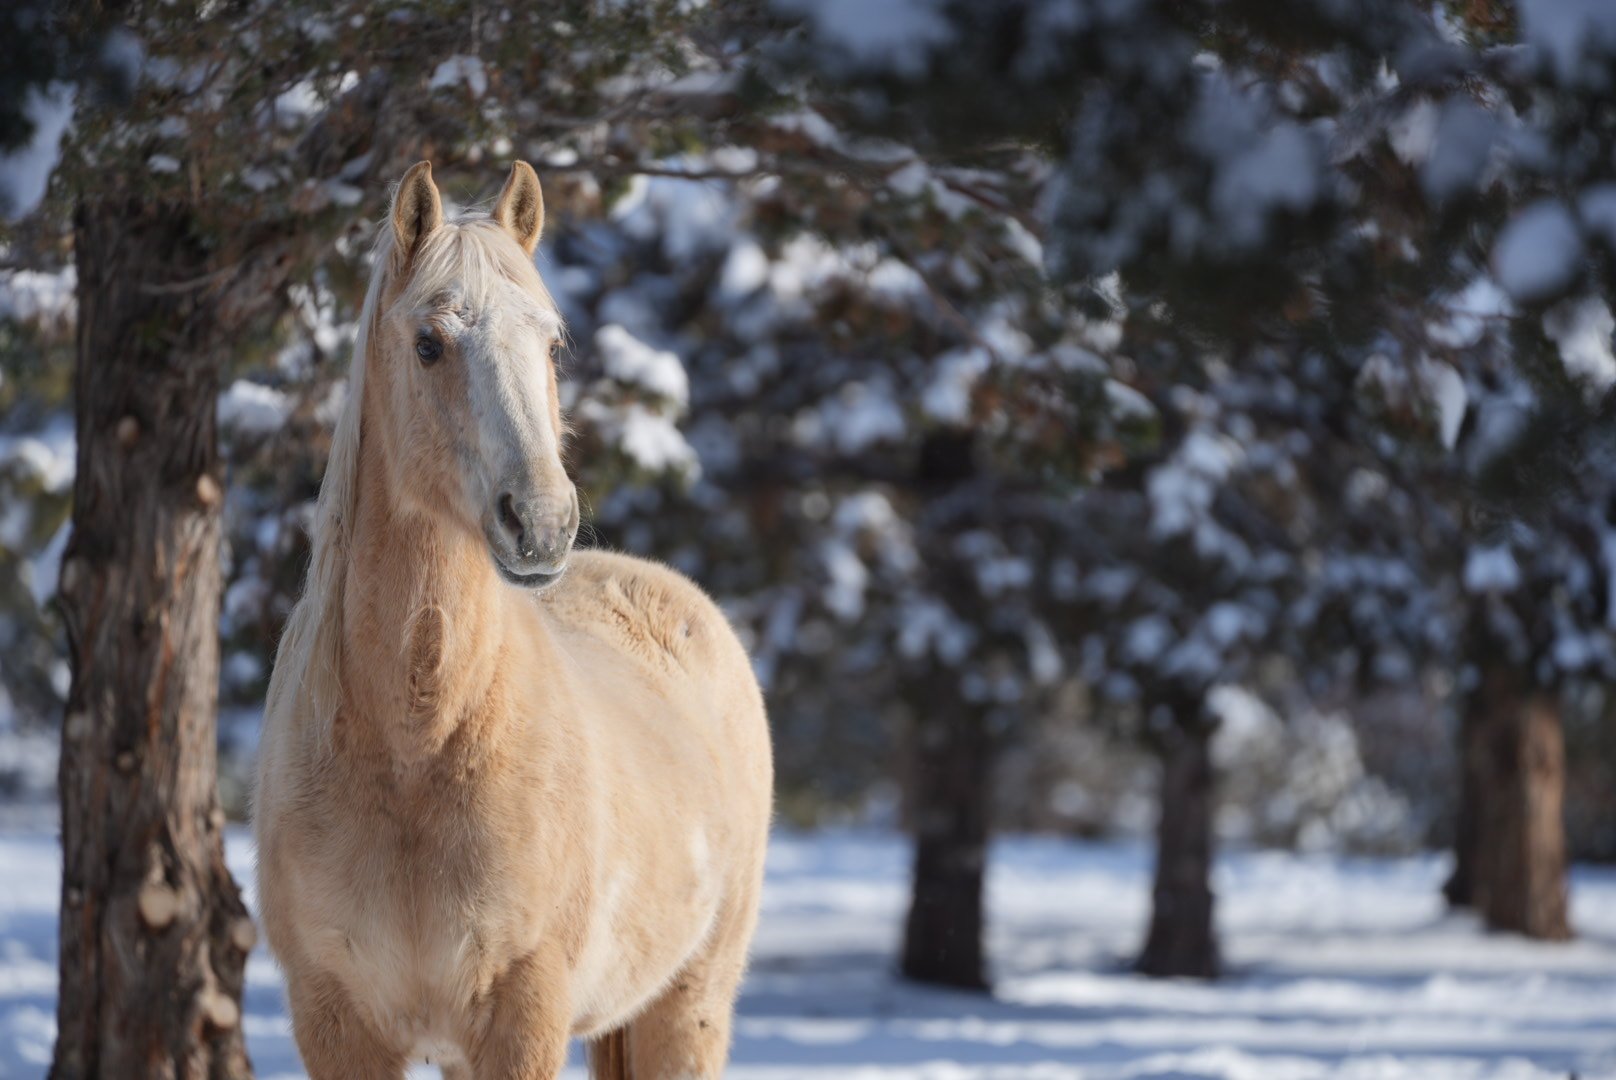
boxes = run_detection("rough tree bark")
[1136,701,1219,979]
[1462,671,1572,940]
[51,201,255,1080]
[901,685,991,991]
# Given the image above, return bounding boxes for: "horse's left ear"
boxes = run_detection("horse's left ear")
[493,161,545,255]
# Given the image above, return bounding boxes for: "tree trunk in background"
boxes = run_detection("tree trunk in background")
[51,202,254,1080]
[1467,677,1572,941]
[1442,708,1479,909]
[1137,710,1218,979]
[901,688,991,991]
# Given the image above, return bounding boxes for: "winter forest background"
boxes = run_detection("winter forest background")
[2,1,1616,1078]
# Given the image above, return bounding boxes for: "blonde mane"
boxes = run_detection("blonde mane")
[264,213,563,750]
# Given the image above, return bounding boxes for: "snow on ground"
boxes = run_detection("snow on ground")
[0,829,1613,1079]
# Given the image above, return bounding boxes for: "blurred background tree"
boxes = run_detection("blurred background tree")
[758,0,1616,978]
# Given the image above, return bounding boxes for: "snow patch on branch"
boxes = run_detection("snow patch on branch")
[1520,0,1616,85]
[1542,295,1616,396]
[1492,200,1583,302]
[1147,430,1241,538]
[596,324,689,408]
[0,419,75,495]
[0,266,76,327]
[218,380,293,438]
[1464,544,1521,594]
[429,55,488,98]
[773,0,954,78]
[0,84,74,220]
[580,399,699,477]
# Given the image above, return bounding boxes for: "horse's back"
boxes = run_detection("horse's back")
[543,550,767,741]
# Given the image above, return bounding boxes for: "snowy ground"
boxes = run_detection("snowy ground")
[1,827,1613,1079]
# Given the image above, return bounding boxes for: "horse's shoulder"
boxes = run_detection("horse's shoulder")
[545,550,742,676]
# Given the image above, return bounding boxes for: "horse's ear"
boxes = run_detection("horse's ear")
[493,161,544,255]
[392,161,443,263]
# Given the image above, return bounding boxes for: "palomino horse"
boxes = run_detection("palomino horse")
[254,161,773,1079]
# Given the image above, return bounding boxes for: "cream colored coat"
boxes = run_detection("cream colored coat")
[254,162,773,1080]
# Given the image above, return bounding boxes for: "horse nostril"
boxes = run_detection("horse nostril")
[498,493,524,545]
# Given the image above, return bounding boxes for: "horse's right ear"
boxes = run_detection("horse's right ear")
[392,161,443,264]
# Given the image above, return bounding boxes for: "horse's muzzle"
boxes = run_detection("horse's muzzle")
[489,485,579,587]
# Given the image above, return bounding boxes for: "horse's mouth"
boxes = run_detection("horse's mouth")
[494,559,567,590]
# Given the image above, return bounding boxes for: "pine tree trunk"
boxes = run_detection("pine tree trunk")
[1443,710,1480,909]
[51,202,255,1080]
[1468,678,1572,941]
[1137,712,1218,979]
[900,691,990,991]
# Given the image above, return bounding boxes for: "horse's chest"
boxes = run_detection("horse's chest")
[333,883,474,1004]
[295,801,522,1034]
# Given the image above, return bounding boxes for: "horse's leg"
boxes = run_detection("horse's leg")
[467,950,572,1080]
[586,1027,630,1080]
[286,971,406,1080]
[627,897,760,1079]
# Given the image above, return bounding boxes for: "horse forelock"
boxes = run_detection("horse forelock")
[398,215,563,338]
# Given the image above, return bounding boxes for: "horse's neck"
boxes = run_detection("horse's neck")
[338,432,520,765]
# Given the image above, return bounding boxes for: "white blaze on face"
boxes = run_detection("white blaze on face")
[461,279,565,501]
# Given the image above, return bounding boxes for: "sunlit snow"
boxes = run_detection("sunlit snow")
[0,830,1612,1079]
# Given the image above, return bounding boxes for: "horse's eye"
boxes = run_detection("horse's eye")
[416,335,443,365]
